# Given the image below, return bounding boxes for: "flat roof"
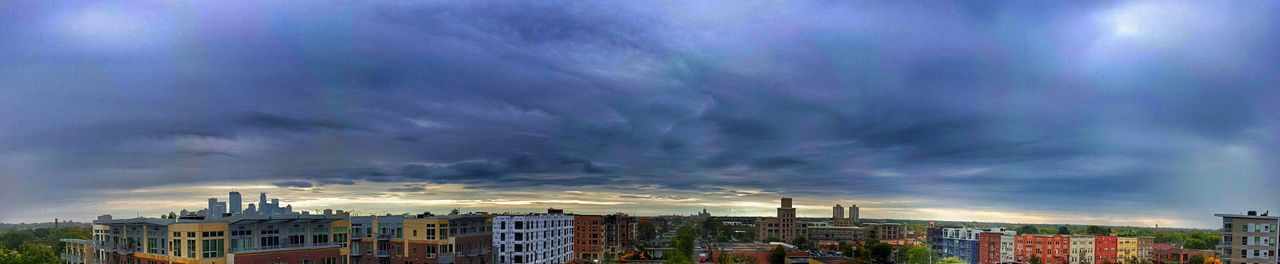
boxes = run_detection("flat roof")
[1214,213,1280,220]
[94,214,347,226]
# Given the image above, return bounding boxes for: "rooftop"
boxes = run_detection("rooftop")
[1214,213,1280,220]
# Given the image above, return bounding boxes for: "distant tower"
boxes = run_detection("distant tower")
[246,203,257,214]
[229,192,242,215]
[850,204,860,224]
[833,204,845,220]
[285,204,293,213]
[260,193,268,213]
[207,198,218,215]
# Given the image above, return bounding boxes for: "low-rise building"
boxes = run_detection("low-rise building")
[1069,235,1096,264]
[1117,237,1138,263]
[92,213,349,264]
[1095,235,1118,264]
[1015,234,1070,264]
[866,223,904,241]
[1152,244,1215,264]
[806,226,864,244]
[978,230,1018,264]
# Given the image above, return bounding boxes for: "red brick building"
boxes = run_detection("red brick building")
[1094,235,1119,264]
[1152,244,1216,264]
[1015,235,1069,264]
[573,215,604,261]
[978,232,1003,264]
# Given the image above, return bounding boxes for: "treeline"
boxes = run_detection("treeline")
[0,227,92,263]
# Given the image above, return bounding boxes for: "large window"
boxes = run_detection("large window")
[202,239,224,258]
[187,240,195,258]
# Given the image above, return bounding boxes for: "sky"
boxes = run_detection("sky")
[1,1,1278,229]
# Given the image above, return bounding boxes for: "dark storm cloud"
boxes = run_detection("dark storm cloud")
[1,0,1277,226]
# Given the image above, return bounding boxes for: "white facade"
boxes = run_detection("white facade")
[1069,235,1095,264]
[1001,234,1016,263]
[493,214,574,264]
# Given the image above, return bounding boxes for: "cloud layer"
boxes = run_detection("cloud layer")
[1,0,1277,227]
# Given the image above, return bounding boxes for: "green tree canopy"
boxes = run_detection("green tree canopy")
[1018,225,1039,235]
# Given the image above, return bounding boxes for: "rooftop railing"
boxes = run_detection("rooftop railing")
[230,242,342,254]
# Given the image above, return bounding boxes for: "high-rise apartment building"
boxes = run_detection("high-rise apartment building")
[850,205,860,225]
[493,211,574,264]
[1216,211,1279,264]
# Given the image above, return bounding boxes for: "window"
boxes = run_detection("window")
[202,239,224,258]
[187,240,196,258]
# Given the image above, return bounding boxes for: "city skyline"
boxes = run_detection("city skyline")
[3,1,1279,229]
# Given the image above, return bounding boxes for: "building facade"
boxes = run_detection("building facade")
[493,212,574,264]
[1152,245,1216,264]
[572,215,604,261]
[756,198,800,243]
[1216,212,1279,264]
[1016,234,1070,264]
[867,223,904,241]
[1118,237,1138,263]
[91,214,349,264]
[806,226,864,244]
[1138,237,1155,261]
[1095,235,1118,264]
[1069,235,1096,264]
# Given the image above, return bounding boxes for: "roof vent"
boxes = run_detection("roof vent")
[1247,210,1258,216]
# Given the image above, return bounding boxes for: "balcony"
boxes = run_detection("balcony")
[230,242,342,254]
[376,250,391,257]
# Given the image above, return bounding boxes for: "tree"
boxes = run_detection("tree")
[768,245,787,264]
[838,242,854,258]
[1203,256,1222,264]
[671,226,697,261]
[790,236,808,249]
[1018,225,1039,235]
[939,257,967,264]
[1057,226,1072,235]
[867,241,893,263]
[1188,255,1206,264]
[0,242,58,264]
[899,245,936,264]
[1028,256,1043,264]
[764,236,781,243]
[1085,226,1112,235]
[637,221,657,243]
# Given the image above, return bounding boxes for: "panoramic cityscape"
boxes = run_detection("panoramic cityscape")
[2,0,1279,264]
[15,192,1276,264]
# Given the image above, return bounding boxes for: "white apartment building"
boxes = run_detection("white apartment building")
[493,213,574,264]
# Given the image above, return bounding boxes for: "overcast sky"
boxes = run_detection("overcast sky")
[1,1,1278,228]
